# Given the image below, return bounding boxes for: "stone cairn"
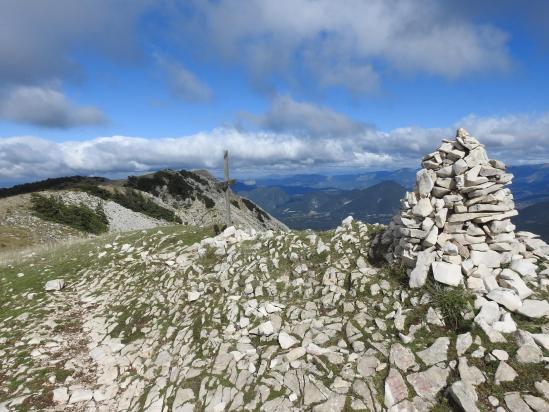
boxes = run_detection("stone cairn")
[377,128,549,329]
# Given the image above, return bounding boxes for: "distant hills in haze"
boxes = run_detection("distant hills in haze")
[234,163,549,239]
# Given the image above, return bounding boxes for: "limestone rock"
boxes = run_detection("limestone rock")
[517,300,549,319]
[448,381,480,412]
[417,337,449,366]
[384,368,408,408]
[432,261,463,287]
[278,331,298,350]
[389,343,416,372]
[45,279,65,291]
[486,289,522,312]
[406,365,449,400]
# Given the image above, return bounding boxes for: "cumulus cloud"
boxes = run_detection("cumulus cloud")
[174,0,511,94]
[1,110,548,182]
[0,0,153,87]
[156,56,213,102]
[248,95,369,137]
[0,86,106,128]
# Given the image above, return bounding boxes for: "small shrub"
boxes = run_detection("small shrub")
[30,193,108,234]
[111,189,181,223]
[241,198,270,222]
[429,283,473,332]
[79,184,111,200]
[201,195,215,209]
[0,176,107,199]
[383,263,408,287]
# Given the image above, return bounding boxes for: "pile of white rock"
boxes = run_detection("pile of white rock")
[380,128,549,324]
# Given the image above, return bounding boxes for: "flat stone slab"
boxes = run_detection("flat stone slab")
[384,368,408,408]
[406,365,449,400]
[432,261,463,286]
[486,288,522,312]
[517,300,549,319]
[470,250,501,268]
[417,337,449,366]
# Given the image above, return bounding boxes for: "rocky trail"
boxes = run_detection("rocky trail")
[0,130,548,412]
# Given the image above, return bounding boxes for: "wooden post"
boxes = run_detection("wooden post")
[223,150,232,226]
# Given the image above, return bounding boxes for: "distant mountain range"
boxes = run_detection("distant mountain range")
[235,163,549,239]
[236,180,406,230]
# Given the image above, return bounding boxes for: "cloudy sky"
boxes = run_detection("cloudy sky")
[1,0,549,185]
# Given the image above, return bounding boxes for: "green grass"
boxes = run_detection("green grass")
[428,282,474,332]
[0,226,38,251]
[0,224,214,406]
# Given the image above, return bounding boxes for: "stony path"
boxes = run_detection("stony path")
[0,221,548,411]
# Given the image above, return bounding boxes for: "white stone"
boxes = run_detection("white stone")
[486,289,522,312]
[258,321,274,336]
[286,347,306,362]
[409,250,435,288]
[517,300,549,319]
[417,169,435,196]
[456,332,473,356]
[432,261,463,287]
[413,198,433,218]
[423,225,438,247]
[470,250,501,268]
[53,387,69,403]
[453,159,469,175]
[278,331,299,350]
[45,279,65,291]
[384,368,408,408]
[495,361,517,383]
[342,216,354,226]
[492,312,517,334]
[474,301,500,326]
[417,337,449,366]
[531,334,549,351]
[510,259,537,278]
[68,389,93,403]
[448,381,480,412]
[435,208,448,228]
[187,291,201,302]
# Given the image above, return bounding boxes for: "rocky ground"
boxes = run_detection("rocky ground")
[0,219,547,411]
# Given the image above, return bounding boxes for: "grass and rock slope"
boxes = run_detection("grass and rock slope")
[1,219,547,411]
[0,169,286,256]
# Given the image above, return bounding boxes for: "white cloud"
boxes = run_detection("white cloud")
[249,95,369,137]
[174,0,511,94]
[1,110,548,182]
[0,0,153,87]
[156,56,213,102]
[0,86,106,128]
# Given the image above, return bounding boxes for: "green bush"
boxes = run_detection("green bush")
[111,190,182,223]
[429,283,473,332]
[30,193,109,234]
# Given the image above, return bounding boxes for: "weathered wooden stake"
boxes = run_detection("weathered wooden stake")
[223,150,234,226]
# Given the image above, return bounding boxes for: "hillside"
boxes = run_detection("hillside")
[1,219,547,411]
[237,181,407,230]
[0,170,286,254]
[513,201,549,242]
[237,168,549,241]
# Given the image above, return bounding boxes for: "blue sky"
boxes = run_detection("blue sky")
[1,0,549,185]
